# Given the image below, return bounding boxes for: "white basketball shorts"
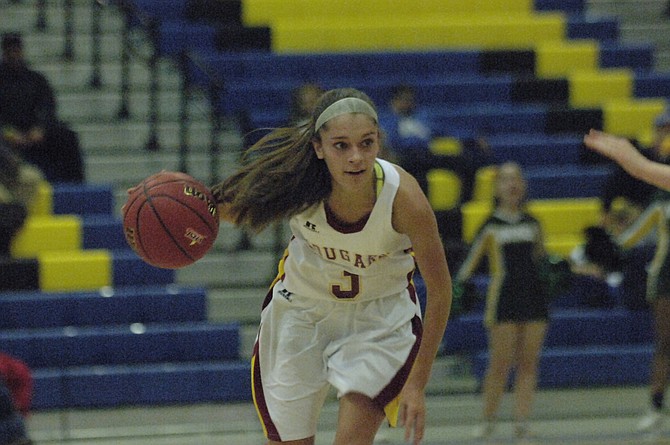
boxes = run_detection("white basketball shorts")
[251,280,422,442]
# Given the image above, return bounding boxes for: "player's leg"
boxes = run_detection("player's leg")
[512,320,547,436]
[333,392,385,445]
[254,283,332,443]
[474,322,516,437]
[638,296,670,432]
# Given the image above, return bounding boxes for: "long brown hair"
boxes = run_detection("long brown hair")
[211,88,378,232]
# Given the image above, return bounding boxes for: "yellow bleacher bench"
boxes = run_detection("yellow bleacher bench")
[535,41,598,78]
[10,215,81,258]
[569,69,633,108]
[461,198,603,257]
[271,13,565,52]
[603,98,667,141]
[243,0,535,26]
[427,169,461,211]
[38,249,112,292]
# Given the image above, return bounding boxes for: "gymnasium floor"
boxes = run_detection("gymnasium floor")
[25,386,670,444]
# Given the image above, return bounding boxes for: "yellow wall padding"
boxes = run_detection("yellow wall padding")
[569,69,633,108]
[430,137,462,156]
[28,181,53,216]
[38,249,112,292]
[472,165,498,203]
[461,198,602,246]
[535,40,598,78]
[427,169,462,211]
[603,98,667,141]
[271,14,565,53]
[10,215,81,258]
[243,0,534,26]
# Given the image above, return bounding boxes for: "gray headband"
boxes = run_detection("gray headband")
[314,97,378,133]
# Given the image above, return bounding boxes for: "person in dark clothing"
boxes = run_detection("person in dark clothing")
[0,32,84,184]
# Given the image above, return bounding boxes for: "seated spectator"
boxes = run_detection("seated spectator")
[377,84,485,202]
[0,32,84,184]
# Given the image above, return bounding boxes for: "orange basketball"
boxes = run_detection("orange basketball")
[122,171,219,269]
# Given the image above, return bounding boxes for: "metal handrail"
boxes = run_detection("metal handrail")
[177,50,225,184]
[115,0,161,151]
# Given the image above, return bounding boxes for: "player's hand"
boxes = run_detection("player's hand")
[583,129,638,164]
[398,385,426,445]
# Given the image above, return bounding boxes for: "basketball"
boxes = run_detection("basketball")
[122,171,220,269]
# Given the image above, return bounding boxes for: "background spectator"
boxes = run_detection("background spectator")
[454,162,549,440]
[377,84,483,202]
[0,32,84,184]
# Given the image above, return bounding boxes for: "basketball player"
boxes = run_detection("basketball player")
[211,88,452,445]
[585,128,670,433]
[454,162,549,439]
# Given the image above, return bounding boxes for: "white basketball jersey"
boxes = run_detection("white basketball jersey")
[282,159,415,301]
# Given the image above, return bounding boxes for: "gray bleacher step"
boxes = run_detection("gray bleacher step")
[176,251,279,289]
[23,32,131,64]
[587,0,668,19]
[619,23,670,51]
[2,1,124,35]
[87,151,242,186]
[76,120,240,154]
[587,0,670,71]
[207,287,267,325]
[59,90,214,122]
[41,60,184,91]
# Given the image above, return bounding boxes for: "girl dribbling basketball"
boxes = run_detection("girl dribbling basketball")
[211,88,453,445]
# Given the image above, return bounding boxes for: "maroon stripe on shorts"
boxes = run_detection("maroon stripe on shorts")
[373,314,423,409]
[252,342,281,441]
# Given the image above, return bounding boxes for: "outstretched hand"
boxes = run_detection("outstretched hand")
[582,129,639,165]
[584,129,670,191]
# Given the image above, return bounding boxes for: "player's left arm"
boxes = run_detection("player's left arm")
[584,129,670,191]
[392,167,452,444]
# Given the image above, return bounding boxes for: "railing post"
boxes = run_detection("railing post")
[63,0,74,61]
[35,0,47,31]
[117,0,131,119]
[89,0,103,88]
[144,17,161,152]
[178,50,190,173]
[208,80,221,185]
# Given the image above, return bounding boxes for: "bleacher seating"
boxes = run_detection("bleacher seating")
[1,179,248,409]
[7,0,667,413]
[444,307,654,388]
[143,0,667,394]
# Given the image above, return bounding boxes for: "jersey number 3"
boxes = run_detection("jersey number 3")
[331,271,360,299]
